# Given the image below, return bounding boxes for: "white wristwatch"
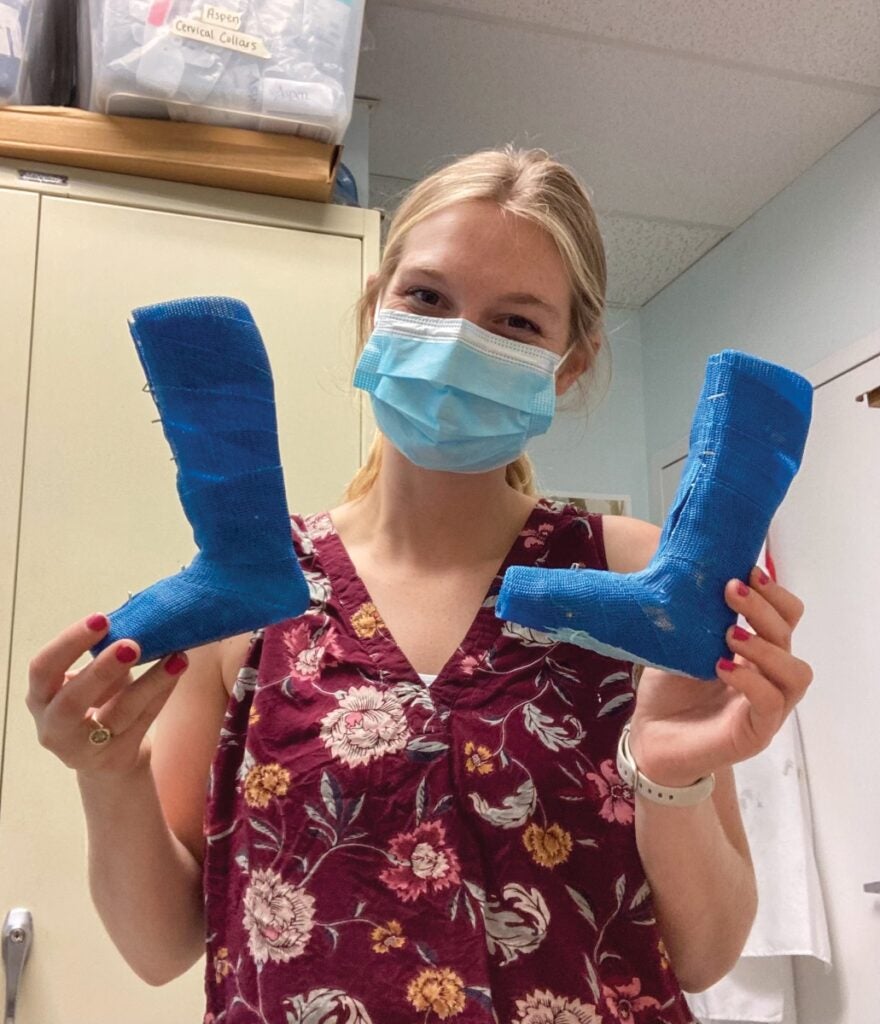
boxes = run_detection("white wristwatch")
[616,723,715,807]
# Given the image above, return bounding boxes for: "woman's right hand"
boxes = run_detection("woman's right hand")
[26,614,189,781]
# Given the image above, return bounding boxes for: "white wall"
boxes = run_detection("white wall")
[639,109,880,495]
[529,308,650,519]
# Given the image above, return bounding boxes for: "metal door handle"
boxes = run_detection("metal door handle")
[2,909,33,1024]
[863,881,880,894]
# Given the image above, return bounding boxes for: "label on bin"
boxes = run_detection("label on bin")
[201,5,242,30]
[262,79,339,119]
[170,14,271,58]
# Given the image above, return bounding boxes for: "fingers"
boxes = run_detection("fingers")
[90,652,189,739]
[724,573,799,652]
[714,658,787,754]
[723,623,813,709]
[27,613,113,710]
[31,636,144,735]
[34,651,188,772]
[27,614,189,771]
[748,565,805,630]
[716,566,813,739]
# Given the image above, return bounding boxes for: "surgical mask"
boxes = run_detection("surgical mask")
[353,308,572,473]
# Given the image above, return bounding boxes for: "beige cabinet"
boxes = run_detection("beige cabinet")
[0,160,379,1023]
[0,188,38,756]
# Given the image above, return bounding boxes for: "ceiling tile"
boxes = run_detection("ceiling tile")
[388,0,880,88]
[358,5,879,225]
[600,215,728,307]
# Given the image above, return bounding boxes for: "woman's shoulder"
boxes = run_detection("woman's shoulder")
[601,513,661,573]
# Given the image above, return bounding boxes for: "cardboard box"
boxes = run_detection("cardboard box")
[0,106,341,202]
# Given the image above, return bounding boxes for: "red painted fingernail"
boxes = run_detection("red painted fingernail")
[116,644,137,664]
[87,613,108,631]
[732,625,750,641]
[718,657,737,672]
[757,569,771,585]
[736,582,750,598]
[165,653,188,675]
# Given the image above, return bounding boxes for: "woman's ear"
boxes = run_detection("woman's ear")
[556,344,589,396]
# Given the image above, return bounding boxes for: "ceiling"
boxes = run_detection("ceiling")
[355,0,880,308]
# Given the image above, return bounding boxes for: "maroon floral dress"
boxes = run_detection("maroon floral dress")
[201,499,699,1024]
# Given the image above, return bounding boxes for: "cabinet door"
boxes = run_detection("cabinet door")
[1,196,365,1023]
[0,189,38,740]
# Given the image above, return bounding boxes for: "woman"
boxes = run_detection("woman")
[27,147,812,1024]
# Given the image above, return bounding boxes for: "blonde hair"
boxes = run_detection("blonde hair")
[344,146,610,502]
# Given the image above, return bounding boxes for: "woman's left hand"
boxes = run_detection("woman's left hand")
[628,565,814,788]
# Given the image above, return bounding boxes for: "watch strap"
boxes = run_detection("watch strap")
[616,722,716,807]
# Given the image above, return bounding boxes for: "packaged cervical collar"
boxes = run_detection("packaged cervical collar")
[78,0,364,143]
[0,0,74,104]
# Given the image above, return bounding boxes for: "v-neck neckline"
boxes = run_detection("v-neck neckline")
[305,499,548,691]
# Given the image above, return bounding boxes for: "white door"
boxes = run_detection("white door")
[1,195,368,1023]
[770,349,880,1023]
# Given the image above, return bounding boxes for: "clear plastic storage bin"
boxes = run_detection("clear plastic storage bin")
[78,0,365,144]
[1,0,74,104]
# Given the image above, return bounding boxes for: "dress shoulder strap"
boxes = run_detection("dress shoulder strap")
[528,498,609,572]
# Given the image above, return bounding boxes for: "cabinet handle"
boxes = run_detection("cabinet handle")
[2,909,33,1024]
[863,881,880,894]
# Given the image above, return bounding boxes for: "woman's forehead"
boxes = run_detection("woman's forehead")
[403,200,552,249]
[395,203,569,301]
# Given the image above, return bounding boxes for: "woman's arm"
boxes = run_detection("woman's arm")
[602,516,757,992]
[78,638,234,986]
[629,757,757,991]
[77,764,207,986]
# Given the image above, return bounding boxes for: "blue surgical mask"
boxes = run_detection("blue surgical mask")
[353,308,570,473]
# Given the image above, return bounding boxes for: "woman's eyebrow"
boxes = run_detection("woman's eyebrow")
[402,265,448,283]
[498,292,561,321]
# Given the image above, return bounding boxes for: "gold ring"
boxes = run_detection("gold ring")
[88,715,113,746]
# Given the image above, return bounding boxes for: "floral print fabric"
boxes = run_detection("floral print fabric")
[201,499,698,1024]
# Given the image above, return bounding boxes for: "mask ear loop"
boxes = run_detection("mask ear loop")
[554,344,575,379]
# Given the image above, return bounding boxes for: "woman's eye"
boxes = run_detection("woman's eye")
[406,288,442,307]
[506,314,540,334]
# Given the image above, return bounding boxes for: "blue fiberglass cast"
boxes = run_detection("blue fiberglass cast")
[496,349,813,680]
[90,297,309,666]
